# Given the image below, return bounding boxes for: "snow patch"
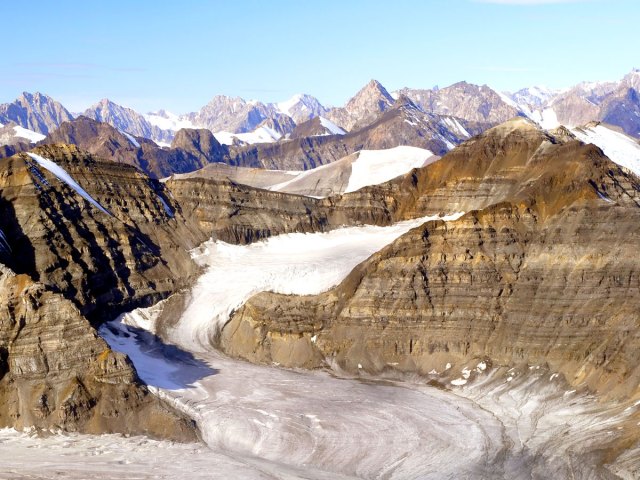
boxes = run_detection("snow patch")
[26,153,111,216]
[157,195,174,217]
[12,126,45,143]
[214,126,281,146]
[144,111,196,131]
[0,227,11,254]
[345,146,436,194]
[277,93,304,116]
[571,124,640,177]
[318,116,345,135]
[118,129,141,148]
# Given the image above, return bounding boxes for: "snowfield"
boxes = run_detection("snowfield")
[269,146,438,197]
[571,123,640,176]
[318,116,345,135]
[12,125,46,143]
[144,213,463,352]
[26,153,111,216]
[214,125,281,145]
[345,146,436,193]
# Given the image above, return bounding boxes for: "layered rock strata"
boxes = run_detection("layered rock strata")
[218,118,640,403]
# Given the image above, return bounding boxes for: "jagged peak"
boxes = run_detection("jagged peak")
[18,91,56,103]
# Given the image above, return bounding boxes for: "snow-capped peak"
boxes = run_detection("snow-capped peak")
[277,94,305,116]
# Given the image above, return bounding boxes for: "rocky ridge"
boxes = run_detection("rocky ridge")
[0,143,212,437]
[0,92,73,135]
[216,118,640,404]
[83,99,174,145]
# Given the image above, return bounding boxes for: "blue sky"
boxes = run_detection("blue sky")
[1,0,637,113]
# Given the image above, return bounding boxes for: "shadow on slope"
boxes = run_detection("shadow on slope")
[100,318,217,390]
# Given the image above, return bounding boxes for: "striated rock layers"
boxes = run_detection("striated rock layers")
[218,118,640,402]
[0,143,207,437]
[0,143,205,320]
[0,264,196,440]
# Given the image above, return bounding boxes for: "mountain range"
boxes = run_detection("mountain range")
[2,69,639,157]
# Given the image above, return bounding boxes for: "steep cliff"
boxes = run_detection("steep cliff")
[219,118,640,402]
[0,264,197,439]
[0,143,205,321]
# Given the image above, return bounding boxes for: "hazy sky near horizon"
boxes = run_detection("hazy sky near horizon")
[1,0,637,113]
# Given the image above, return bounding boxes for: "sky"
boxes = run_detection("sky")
[1,0,637,113]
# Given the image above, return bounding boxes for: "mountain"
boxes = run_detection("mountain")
[0,143,208,436]
[0,121,45,146]
[518,69,640,137]
[276,93,328,124]
[83,99,175,145]
[325,79,395,131]
[398,81,522,124]
[0,92,74,135]
[175,145,438,198]
[43,116,226,178]
[571,121,640,175]
[227,95,481,170]
[184,95,282,134]
[290,116,346,138]
[509,85,560,110]
[217,118,640,405]
[212,114,297,146]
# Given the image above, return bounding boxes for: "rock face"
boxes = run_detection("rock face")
[256,114,297,137]
[227,97,483,170]
[83,99,174,144]
[0,264,197,440]
[522,70,640,137]
[276,93,328,124]
[398,81,522,124]
[169,128,227,166]
[0,92,74,135]
[43,117,225,178]
[326,79,395,131]
[0,144,205,321]
[218,118,640,401]
[185,95,281,134]
[164,176,393,244]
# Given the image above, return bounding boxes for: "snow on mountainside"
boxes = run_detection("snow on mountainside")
[318,116,345,135]
[127,213,464,350]
[269,145,438,197]
[276,93,328,124]
[0,92,74,135]
[571,123,640,176]
[345,146,437,193]
[144,110,197,132]
[26,153,112,215]
[83,99,175,144]
[0,123,46,146]
[509,86,561,110]
[214,125,282,146]
[514,70,640,137]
